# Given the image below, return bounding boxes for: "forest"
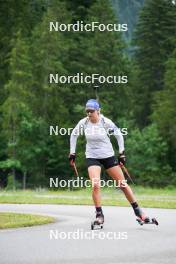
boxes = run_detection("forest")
[0,0,176,189]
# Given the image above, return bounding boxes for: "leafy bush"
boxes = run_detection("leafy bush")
[126,124,173,186]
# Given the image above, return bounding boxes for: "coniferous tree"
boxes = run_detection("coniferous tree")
[0,31,32,188]
[152,47,176,169]
[132,0,176,127]
[29,0,73,184]
[67,0,130,121]
[0,0,48,187]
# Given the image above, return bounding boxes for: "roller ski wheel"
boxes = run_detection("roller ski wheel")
[91,212,104,230]
[91,221,103,230]
[136,217,159,226]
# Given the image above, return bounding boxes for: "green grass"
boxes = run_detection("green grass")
[0,212,55,229]
[0,186,176,209]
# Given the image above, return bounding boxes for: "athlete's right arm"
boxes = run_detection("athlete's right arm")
[70,119,85,154]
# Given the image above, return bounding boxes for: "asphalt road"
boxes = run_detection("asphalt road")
[0,204,176,264]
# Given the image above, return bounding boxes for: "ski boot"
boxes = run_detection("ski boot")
[91,211,104,230]
[135,207,158,226]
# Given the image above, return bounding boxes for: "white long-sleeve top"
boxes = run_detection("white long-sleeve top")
[70,114,124,159]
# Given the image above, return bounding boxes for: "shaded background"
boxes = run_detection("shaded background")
[0,0,176,189]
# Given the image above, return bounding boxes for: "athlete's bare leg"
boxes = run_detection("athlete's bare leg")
[88,165,101,207]
[106,165,136,203]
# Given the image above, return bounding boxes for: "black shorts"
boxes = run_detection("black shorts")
[86,156,119,170]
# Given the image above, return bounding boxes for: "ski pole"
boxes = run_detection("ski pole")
[72,162,79,177]
[93,85,99,101]
[120,164,134,184]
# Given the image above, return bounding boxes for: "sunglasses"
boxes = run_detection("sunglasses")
[86,109,95,114]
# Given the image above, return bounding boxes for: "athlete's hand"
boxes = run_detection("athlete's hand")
[118,151,126,166]
[69,153,76,166]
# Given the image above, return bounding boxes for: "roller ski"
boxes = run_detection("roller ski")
[136,217,159,226]
[91,212,104,230]
[134,207,158,226]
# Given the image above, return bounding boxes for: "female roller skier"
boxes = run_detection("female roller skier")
[69,99,150,225]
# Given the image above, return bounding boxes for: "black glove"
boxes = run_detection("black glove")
[118,151,126,165]
[69,153,76,166]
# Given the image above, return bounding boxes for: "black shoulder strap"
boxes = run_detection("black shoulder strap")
[101,117,110,137]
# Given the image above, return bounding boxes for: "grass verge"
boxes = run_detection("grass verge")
[0,212,55,229]
[0,186,176,209]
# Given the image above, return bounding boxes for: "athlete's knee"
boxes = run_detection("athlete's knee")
[92,178,100,190]
[119,180,128,190]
